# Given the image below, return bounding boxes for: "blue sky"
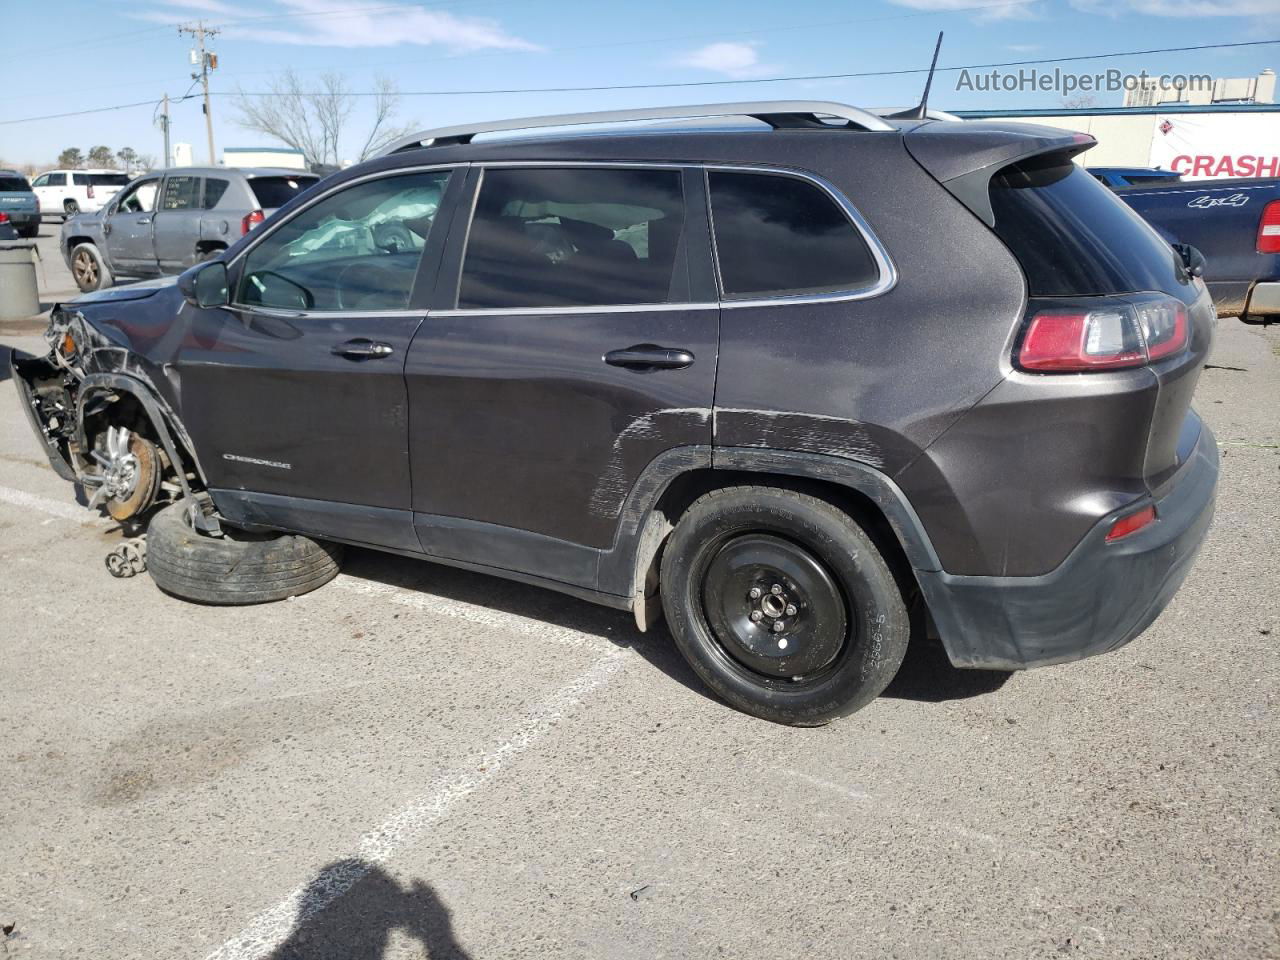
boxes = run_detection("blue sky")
[0,0,1276,168]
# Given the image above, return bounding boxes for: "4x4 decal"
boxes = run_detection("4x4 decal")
[1187,193,1249,209]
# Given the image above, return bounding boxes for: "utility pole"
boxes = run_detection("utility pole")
[179,20,220,164]
[160,93,172,168]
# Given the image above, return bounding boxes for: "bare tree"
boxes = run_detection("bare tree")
[233,70,412,170]
[1060,94,1099,110]
[135,153,158,172]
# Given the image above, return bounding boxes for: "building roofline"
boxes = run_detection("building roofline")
[955,103,1280,118]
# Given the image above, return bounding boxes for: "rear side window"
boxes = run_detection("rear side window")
[989,156,1185,297]
[708,171,880,299]
[459,167,687,309]
[249,176,317,210]
[0,176,31,191]
[90,173,130,187]
[203,178,230,209]
[162,176,201,210]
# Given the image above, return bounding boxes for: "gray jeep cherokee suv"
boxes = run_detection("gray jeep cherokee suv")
[12,101,1218,725]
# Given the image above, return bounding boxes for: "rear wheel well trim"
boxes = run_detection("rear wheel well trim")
[76,372,208,502]
[611,446,943,628]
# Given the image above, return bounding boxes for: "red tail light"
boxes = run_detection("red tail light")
[0,212,9,223]
[87,185,96,199]
[1258,200,1280,254]
[1106,504,1156,542]
[242,210,265,235]
[1016,295,1188,372]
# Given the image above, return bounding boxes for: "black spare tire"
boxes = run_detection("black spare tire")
[146,503,343,605]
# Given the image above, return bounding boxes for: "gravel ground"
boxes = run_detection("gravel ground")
[0,256,1276,959]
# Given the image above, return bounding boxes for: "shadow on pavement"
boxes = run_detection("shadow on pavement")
[268,859,471,960]
[340,548,1012,710]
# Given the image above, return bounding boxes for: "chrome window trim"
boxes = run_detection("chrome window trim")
[706,164,898,308]
[226,163,463,313]
[441,160,896,316]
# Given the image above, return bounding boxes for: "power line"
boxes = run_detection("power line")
[225,38,1280,97]
[3,37,1278,125]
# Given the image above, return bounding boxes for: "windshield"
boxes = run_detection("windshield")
[249,176,319,210]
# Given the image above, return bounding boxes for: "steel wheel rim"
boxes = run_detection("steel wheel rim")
[699,532,849,683]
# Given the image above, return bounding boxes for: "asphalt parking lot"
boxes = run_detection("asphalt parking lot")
[1,223,1277,959]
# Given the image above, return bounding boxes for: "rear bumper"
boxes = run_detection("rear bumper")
[4,211,39,226]
[1246,281,1280,316]
[918,421,1218,670]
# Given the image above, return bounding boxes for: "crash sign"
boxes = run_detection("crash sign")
[1150,112,1280,181]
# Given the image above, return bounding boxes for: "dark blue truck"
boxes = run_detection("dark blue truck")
[1091,167,1280,323]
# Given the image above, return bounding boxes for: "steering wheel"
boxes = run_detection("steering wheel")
[336,260,407,311]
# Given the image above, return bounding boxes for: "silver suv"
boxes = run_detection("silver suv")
[60,166,319,292]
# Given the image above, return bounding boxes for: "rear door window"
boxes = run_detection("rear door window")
[458,167,687,309]
[989,155,1186,297]
[707,171,880,299]
[161,175,201,210]
[203,178,230,209]
[248,176,318,210]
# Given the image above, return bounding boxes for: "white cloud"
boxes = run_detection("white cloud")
[1006,43,1041,52]
[675,42,776,79]
[135,0,538,51]
[885,0,1042,21]
[1070,0,1274,14]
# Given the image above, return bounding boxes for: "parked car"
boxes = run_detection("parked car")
[0,170,40,238]
[31,168,130,218]
[60,166,320,292]
[1089,166,1182,188]
[12,101,1218,725]
[1097,170,1280,322]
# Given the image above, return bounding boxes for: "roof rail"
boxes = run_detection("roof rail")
[379,100,896,156]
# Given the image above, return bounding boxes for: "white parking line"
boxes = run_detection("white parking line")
[0,482,631,955]
[205,650,625,960]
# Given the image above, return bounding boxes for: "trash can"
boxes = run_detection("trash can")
[0,240,40,320]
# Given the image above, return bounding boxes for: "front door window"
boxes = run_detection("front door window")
[237,170,450,312]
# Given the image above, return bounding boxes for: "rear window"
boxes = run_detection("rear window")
[708,171,880,299]
[990,156,1184,297]
[248,176,317,209]
[0,176,31,191]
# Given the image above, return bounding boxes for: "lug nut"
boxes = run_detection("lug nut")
[750,610,763,622]
[785,604,797,616]
[770,584,783,595]
[772,620,785,633]
[748,587,762,600]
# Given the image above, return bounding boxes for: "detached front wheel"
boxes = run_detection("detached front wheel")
[146,503,343,605]
[661,487,910,726]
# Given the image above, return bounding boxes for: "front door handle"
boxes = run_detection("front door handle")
[604,344,695,370]
[332,338,394,360]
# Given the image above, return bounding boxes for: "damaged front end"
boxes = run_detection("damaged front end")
[11,307,218,531]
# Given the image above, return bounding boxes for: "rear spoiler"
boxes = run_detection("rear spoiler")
[904,121,1096,227]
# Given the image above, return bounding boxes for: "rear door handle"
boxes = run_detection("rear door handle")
[332,338,394,360]
[604,344,695,370]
